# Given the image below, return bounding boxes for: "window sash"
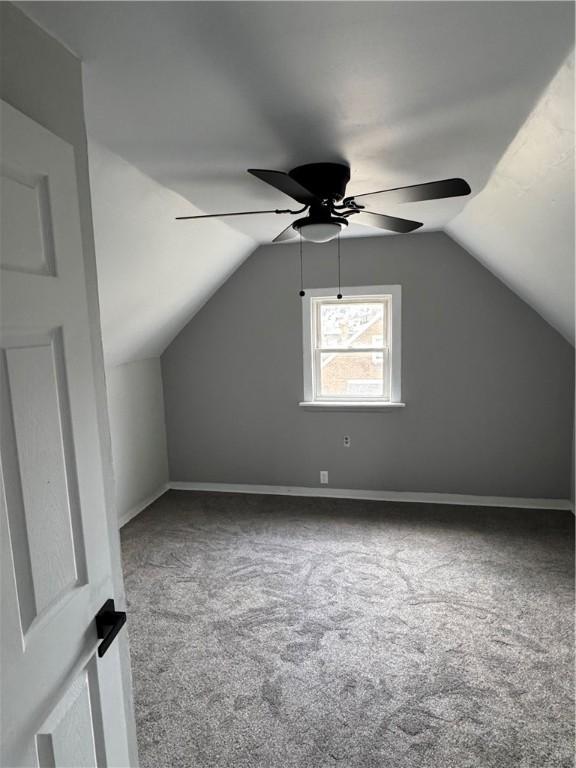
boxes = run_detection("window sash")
[313,348,391,401]
[311,296,391,401]
[313,296,390,352]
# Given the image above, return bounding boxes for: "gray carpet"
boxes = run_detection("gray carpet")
[121,491,574,768]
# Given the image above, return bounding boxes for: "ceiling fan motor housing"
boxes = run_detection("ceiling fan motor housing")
[289,162,351,202]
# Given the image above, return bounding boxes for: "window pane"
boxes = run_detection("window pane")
[318,301,385,349]
[318,351,388,398]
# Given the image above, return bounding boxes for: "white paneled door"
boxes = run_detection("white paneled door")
[0,101,134,766]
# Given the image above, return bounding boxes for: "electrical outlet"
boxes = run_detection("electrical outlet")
[320,470,329,485]
[343,435,351,448]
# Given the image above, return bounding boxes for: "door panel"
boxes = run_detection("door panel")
[0,163,56,276]
[36,668,98,768]
[2,331,86,630]
[0,101,133,766]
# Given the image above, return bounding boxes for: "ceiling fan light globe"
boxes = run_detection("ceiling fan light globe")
[299,221,342,243]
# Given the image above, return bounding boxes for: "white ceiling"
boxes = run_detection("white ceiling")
[88,140,254,366]
[448,51,575,344]
[18,1,574,357]
[19,1,574,243]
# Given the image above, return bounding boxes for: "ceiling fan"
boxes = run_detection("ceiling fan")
[176,163,471,243]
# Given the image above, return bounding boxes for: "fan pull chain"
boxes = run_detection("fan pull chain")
[337,232,343,299]
[299,231,305,297]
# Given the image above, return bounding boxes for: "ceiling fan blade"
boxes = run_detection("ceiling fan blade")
[352,211,423,234]
[176,208,286,220]
[248,169,319,206]
[273,224,297,243]
[348,178,471,205]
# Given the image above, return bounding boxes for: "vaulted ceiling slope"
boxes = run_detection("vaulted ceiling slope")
[19,2,575,359]
[448,52,574,345]
[88,141,254,365]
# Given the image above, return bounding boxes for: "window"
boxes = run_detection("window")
[301,286,402,409]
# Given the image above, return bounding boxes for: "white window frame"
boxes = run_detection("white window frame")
[300,286,403,410]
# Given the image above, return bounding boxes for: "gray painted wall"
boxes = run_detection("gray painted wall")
[163,232,574,499]
[0,4,138,759]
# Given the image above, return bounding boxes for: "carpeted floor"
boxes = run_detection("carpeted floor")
[121,491,574,768]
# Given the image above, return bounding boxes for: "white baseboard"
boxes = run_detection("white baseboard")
[168,481,572,511]
[118,483,170,528]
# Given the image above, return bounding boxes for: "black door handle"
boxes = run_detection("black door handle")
[95,599,127,658]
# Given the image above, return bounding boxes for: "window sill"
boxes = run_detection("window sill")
[298,401,406,412]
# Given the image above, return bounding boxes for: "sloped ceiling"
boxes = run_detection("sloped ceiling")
[448,52,574,344]
[18,1,575,361]
[88,141,254,365]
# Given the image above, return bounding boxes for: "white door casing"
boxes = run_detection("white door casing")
[0,101,133,766]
